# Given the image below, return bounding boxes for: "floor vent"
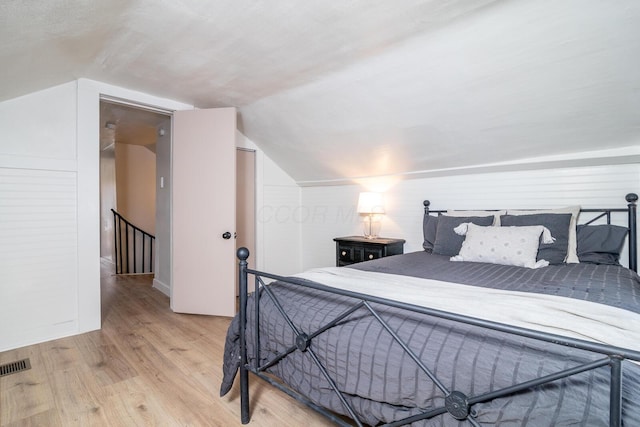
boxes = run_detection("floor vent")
[0,358,31,377]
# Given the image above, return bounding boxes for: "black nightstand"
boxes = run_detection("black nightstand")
[333,236,405,267]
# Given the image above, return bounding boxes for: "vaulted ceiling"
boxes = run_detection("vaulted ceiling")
[2,0,639,183]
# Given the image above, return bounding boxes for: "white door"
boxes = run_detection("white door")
[171,107,237,316]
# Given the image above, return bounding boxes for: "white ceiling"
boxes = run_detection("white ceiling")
[2,0,640,183]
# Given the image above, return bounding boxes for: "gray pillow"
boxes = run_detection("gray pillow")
[500,213,572,265]
[577,224,628,265]
[432,215,494,256]
[422,214,438,252]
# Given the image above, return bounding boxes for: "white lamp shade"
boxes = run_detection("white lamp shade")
[357,192,385,214]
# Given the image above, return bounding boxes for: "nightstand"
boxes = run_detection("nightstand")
[333,236,405,267]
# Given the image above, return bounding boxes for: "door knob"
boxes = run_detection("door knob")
[222,232,232,240]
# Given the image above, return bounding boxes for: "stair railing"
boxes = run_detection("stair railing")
[111,209,155,275]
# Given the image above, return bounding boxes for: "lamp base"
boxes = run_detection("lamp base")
[362,215,381,239]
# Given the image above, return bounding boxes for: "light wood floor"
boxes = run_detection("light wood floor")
[0,261,334,426]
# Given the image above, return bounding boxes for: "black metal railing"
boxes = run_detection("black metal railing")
[111,209,155,275]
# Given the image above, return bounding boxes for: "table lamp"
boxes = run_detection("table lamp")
[357,192,384,239]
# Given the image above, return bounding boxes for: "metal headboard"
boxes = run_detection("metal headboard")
[423,193,638,272]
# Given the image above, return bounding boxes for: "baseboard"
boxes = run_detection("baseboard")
[152,278,170,297]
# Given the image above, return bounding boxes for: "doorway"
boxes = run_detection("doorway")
[98,100,171,283]
[99,101,251,317]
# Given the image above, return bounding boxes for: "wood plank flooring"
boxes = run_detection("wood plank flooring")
[0,262,334,426]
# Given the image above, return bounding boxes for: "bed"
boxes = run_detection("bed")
[221,194,640,426]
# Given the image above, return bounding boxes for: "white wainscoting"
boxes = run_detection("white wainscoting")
[0,168,79,351]
[300,163,640,270]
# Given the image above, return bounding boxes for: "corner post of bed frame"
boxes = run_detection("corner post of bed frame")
[626,193,638,273]
[423,200,430,215]
[609,356,623,427]
[237,247,251,424]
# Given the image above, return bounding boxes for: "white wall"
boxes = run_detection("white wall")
[300,163,640,270]
[236,131,302,275]
[153,116,172,295]
[0,82,77,165]
[0,82,80,351]
[99,143,116,260]
[115,143,156,234]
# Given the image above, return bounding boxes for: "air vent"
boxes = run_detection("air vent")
[0,358,31,377]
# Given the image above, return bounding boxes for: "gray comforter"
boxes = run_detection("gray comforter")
[221,252,640,426]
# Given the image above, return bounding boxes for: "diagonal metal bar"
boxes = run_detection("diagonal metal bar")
[363,300,451,396]
[582,211,608,225]
[250,279,370,424]
[308,301,366,340]
[468,415,482,427]
[305,346,364,426]
[468,357,611,406]
[257,343,299,372]
[259,279,303,336]
[257,301,367,372]
[361,299,614,426]
[363,301,481,427]
[384,358,611,426]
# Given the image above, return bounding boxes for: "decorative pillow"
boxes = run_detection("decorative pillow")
[422,214,438,252]
[500,213,572,264]
[576,224,628,265]
[506,206,581,263]
[445,209,507,226]
[432,215,494,256]
[451,223,553,269]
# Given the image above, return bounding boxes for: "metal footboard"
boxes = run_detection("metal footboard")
[236,248,640,426]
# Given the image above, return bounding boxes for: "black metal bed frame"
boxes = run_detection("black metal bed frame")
[236,193,639,426]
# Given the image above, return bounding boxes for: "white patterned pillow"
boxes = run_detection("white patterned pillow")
[450,223,554,269]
